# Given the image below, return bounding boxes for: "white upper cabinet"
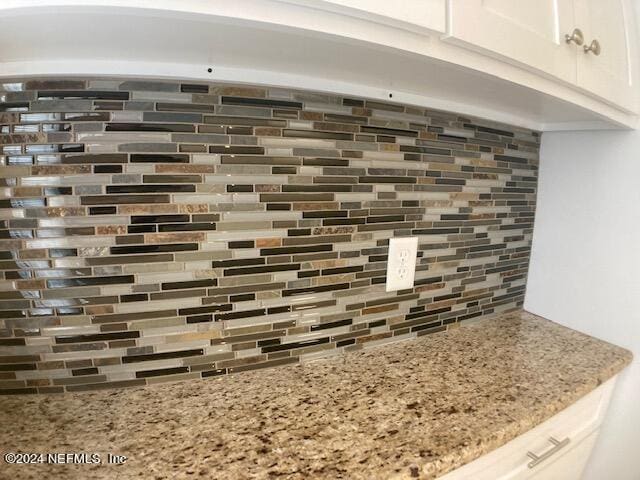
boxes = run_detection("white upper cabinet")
[446,0,637,112]
[446,0,577,83]
[0,0,636,128]
[308,0,446,32]
[574,0,635,109]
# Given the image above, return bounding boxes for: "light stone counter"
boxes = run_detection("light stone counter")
[0,311,631,479]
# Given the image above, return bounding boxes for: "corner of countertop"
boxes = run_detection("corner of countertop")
[521,308,634,370]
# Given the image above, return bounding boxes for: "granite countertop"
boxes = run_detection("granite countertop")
[0,310,632,480]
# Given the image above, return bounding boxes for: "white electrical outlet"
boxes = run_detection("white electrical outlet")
[386,237,418,292]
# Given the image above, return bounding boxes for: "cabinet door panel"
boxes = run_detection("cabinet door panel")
[279,0,446,33]
[446,0,576,83]
[323,0,446,32]
[575,0,635,110]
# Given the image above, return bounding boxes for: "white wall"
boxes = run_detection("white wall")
[525,130,640,480]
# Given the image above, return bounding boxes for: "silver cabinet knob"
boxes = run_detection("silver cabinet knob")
[584,39,601,55]
[565,28,584,45]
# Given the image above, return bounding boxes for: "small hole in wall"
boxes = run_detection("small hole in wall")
[207,68,213,73]
[389,93,393,98]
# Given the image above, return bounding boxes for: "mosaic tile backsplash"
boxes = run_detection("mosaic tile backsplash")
[0,78,539,394]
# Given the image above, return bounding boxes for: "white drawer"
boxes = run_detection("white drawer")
[439,376,617,480]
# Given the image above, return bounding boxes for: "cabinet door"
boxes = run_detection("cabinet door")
[446,0,577,83]
[321,0,446,32]
[575,0,635,110]
[279,0,446,33]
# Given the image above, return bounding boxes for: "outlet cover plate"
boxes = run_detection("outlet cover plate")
[386,236,418,292]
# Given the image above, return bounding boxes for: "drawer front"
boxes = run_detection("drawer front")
[439,376,617,479]
[521,429,600,480]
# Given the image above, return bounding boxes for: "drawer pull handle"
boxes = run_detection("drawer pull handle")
[527,436,571,468]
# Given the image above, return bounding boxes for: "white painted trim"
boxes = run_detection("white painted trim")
[0,59,549,131]
[0,1,636,130]
[0,0,445,35]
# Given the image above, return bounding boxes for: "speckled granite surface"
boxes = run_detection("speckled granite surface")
[0,310,632,480]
